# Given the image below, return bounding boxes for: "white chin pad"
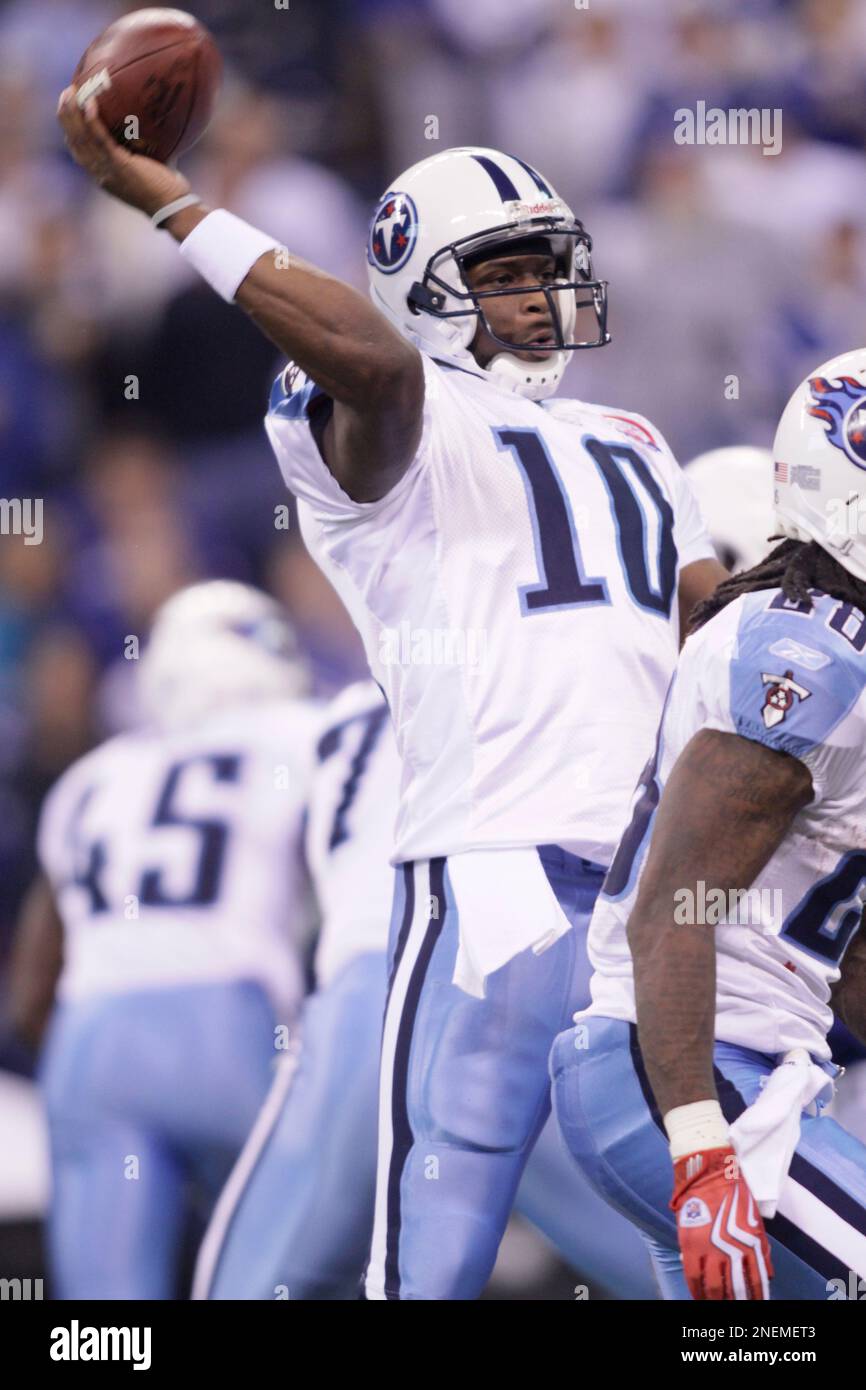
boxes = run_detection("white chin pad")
[485,348,567,401]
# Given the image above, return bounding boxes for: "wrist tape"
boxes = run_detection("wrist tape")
[664,1099,731,1161]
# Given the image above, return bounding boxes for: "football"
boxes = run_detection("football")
[71,7,222,164]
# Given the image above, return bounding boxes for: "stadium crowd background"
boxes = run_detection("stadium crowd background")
[1,0,866,1071]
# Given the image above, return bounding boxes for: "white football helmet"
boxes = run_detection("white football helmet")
[774,348,866,583]
[139,581,310,732]
[684,446,775,574]
[366,146,609,401]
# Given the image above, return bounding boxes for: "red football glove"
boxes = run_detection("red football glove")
[671,1147,774,1300]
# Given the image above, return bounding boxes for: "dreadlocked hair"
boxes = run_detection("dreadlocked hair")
[688,537,866,635]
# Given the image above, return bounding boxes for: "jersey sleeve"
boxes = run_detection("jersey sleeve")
[264,353,443,526]
[696,597,866,801]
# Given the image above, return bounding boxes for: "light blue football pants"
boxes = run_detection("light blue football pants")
[195,951,387,1301]
[365,848,658,1300]
[39,979,276,1299]
[196,941,657,1300]
[551,1015,866,1300]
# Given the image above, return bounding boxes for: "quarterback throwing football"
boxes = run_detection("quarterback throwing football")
[58,90,725,1298]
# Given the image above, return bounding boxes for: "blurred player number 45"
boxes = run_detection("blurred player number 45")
[72,7,223,164]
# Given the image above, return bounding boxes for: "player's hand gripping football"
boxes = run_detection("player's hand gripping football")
[56,88,190,218]
[671,1146,774,1299]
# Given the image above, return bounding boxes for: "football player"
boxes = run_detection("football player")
[551,349,866,1300]
[686,443,866,1145]
[57,96,727,1299]
[192,679,399,1300]
[9,582,319,1298]
[194,680,658,1300]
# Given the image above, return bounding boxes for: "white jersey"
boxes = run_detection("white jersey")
[305,680,400,988]
[37,699,321,1013]
[266,351,714,867]
[586,587,866,1060]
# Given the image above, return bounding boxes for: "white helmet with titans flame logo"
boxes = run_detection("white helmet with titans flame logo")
[774,348,866,583]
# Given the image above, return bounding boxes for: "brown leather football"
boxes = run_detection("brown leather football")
[72,7,222,164]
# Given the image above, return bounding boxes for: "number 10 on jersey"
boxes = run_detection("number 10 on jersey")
[493,427,677,618]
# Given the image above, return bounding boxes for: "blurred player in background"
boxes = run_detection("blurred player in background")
[8,581,319,1299]
[57,95,728,1299]
[684,446,773,575]
[193,679,398,1300]
[552,350,866,1300]
[194,680,658,1300]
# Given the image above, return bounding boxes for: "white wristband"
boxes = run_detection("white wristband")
[178,209,282,303]
[663,1099,730,1160]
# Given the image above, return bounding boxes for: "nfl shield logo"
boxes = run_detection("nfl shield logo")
[680,1197,711,1228]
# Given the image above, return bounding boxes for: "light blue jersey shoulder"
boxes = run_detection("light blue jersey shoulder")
[729,588,866,760]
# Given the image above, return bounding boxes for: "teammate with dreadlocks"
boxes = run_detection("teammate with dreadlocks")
[551,349,866,1300]
[689,536,866,633]
[685,454,866,1152]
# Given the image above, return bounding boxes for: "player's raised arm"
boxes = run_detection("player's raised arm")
[626,727,812,1299]
[56,90,424,503]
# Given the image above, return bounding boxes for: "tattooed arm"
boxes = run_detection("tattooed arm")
[831,921,866,1047]
[626,729,813,1116]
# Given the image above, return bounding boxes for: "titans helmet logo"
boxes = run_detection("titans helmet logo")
[807,373,866,469]
[367,191,418,275]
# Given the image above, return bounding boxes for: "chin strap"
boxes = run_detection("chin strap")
[485,348,568,401]
[401,315,567,401]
